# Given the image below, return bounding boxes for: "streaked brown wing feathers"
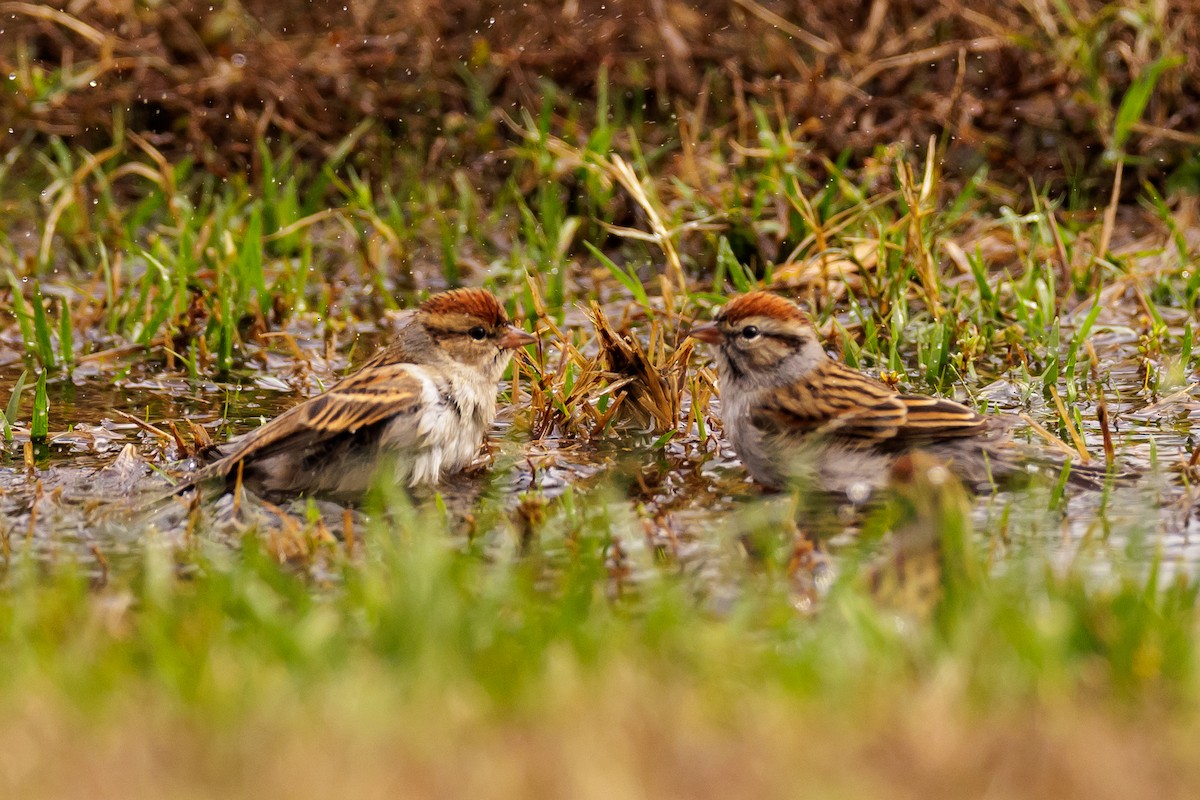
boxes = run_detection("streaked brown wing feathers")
[751,362,908,443]
[211,365,425,471]
[749,361,989,448]
[818,399,908,441]
[892,395,989,442]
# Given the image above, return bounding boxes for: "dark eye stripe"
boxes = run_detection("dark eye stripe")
[766,332,807,345]
[724,327,805,346]
[426,325,499,338]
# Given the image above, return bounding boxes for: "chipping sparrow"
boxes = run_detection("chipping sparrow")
[690,291,1109,494]
[180,288,535,499]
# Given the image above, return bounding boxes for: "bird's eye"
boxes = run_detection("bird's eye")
[741,325,760,340]
[468,326,488,341]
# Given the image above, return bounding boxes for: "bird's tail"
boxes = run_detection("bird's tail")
[133,458,236,510]
[1037,455,1136,490]
[928,438,1136,492]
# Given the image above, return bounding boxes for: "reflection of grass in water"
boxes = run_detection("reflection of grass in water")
[0,32,1199,796]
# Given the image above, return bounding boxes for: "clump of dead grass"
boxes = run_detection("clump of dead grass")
[522,298,692,440]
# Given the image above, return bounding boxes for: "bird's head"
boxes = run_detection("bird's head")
[689,291,827,385]
[416,288,536,375]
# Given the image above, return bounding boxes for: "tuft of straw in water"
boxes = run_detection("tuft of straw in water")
[587,303,692,435]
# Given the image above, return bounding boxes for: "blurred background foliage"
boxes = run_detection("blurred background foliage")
[3,0,1198,196]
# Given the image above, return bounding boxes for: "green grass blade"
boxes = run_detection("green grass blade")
[3,370,26,426]
[2,369,27,441]
[6,271,40,365]
[585,242,649,308]
[717,237,752,293]
[58,299,73,369]
[29,282,56,370]
[237,207,267,313]
[1064,294,1102,386]
[1110,55,1185,158]
[31,370,48,441]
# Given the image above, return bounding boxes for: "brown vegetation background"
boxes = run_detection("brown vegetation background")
[2,0,1199,193]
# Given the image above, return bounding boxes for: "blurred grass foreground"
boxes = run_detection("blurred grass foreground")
[3,2,1200,799]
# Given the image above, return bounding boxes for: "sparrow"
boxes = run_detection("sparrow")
[689,291,1112,494]
[178,288,535,499]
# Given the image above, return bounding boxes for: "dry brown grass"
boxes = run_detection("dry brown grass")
[4,0,1198,189]
[521,304,692,440]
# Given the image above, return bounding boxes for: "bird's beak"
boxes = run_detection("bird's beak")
[498,326,537,349]
[687,323,723,345]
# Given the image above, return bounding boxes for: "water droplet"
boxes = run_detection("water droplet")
[846,482,871,504]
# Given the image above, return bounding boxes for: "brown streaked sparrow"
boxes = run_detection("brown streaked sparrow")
[690,291,1110,495]
[179,288,535,499]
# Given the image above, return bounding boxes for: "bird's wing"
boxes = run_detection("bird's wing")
[205,363,428,477]
[750,362,909,444]
[891,395,991,444]
[749,361,990,447]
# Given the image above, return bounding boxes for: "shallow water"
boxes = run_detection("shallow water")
[1,301,1198,597]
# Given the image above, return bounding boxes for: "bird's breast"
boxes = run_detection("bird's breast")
[396,369,496,486]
